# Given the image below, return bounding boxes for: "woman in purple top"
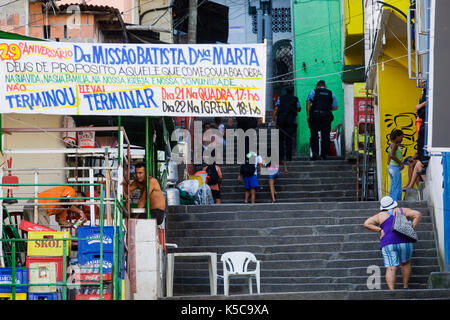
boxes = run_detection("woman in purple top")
[364,196,422,290]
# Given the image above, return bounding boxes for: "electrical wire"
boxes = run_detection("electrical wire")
[0,0,20,9]
[268,36,365,81]
[268,53,409,84]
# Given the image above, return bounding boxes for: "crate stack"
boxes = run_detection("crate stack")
[75,226,117,300]
[0,267,28,300]
[25,231,72,300]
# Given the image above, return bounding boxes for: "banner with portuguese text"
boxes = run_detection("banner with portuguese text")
[0,40,266,118]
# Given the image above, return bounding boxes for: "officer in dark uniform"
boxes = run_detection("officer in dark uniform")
[272,86,301,172]
[306,80,338,160]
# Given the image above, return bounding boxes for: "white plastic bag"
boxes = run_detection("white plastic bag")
[195,184,214,205]
[177,179,200,196]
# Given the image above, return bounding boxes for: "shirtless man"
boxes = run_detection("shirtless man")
[126,162,166,225]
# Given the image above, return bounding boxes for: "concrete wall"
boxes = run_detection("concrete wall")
[343,83,354,155]
[139,0,173,43]
[423,157,445,270]
[1,114,66,226]
[292,0,344,156]
[132,219,161,300]
[0,0,28,35]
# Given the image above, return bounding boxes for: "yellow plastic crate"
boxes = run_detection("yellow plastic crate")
[0,293,27,300]
[27,231,71,257]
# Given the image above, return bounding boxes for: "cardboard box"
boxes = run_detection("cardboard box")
[95,136,117,148]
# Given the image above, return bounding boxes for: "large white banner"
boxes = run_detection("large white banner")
[0,40,266,118]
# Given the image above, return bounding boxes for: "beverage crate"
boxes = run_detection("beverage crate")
[74,272,113,282]
[27,231,72,257]
[75,293,112,300]
[77,226,120,254]
[26,256,66,281]
[0,267,28,293]
[19,220,56,232]
[78,252,114,273]
[0,293,27,300]
[28,262,57,293]
[28,292,59,300]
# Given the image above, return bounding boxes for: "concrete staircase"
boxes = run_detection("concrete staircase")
[218,159,356,203]
[162,114,448,300]
[163,200,446,299]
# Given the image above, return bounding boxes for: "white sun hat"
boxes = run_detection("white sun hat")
[380,196,398,210]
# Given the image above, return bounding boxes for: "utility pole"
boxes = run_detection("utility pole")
[257,3,263,43]
[260,0,273,111]
[188,0,198,44]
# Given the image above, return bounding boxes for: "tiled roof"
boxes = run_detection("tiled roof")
[57,3,120,14]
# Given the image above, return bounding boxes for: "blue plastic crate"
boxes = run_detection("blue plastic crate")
[0,267,28,293]
[77,227,117,254]
[78,252,114,273]
[28,292,59,300]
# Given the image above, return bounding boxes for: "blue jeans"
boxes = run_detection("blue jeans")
[388,164,402,201]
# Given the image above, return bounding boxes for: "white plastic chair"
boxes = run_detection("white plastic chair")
[220,251,260,296]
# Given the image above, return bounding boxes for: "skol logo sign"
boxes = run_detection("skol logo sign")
[33,240,62,248]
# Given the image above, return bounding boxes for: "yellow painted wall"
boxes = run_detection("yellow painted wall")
[344,0,364,65]
[377,50,422,196]
[345,0,363,36]
[382,0,411,21]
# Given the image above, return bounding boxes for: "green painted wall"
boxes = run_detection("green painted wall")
[292,0,344,156]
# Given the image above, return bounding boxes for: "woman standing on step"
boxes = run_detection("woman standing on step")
[363,196,421,290]
[387,130,404,201]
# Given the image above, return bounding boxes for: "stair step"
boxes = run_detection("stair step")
[167,216,433,229]
[219,183,357,193]
[166,240,437,255]
[172,257,438,270]
[172,283,433,295]
[166,226,434,241]
[161,289,450,300]
[168,201,428,213]
[221,171,355,179]
[167,209,430,223]
[171,265,440,278]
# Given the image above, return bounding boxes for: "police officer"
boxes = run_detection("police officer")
[306,80,338,160]
[272,86,301,173]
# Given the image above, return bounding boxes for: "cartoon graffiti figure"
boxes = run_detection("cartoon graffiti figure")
[384,112,417,156]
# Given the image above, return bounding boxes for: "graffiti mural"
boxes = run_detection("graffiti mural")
[384,112,417,157]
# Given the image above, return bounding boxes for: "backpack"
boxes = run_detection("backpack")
[206,165,220,186]
[240,163,256,177]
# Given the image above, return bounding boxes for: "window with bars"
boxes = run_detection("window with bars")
[251,7,292,34]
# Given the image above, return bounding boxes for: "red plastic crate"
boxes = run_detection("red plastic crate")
[75,293,112,300]
[74,273,112,282]
[19,220,56,232]
[26,256,66,282]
